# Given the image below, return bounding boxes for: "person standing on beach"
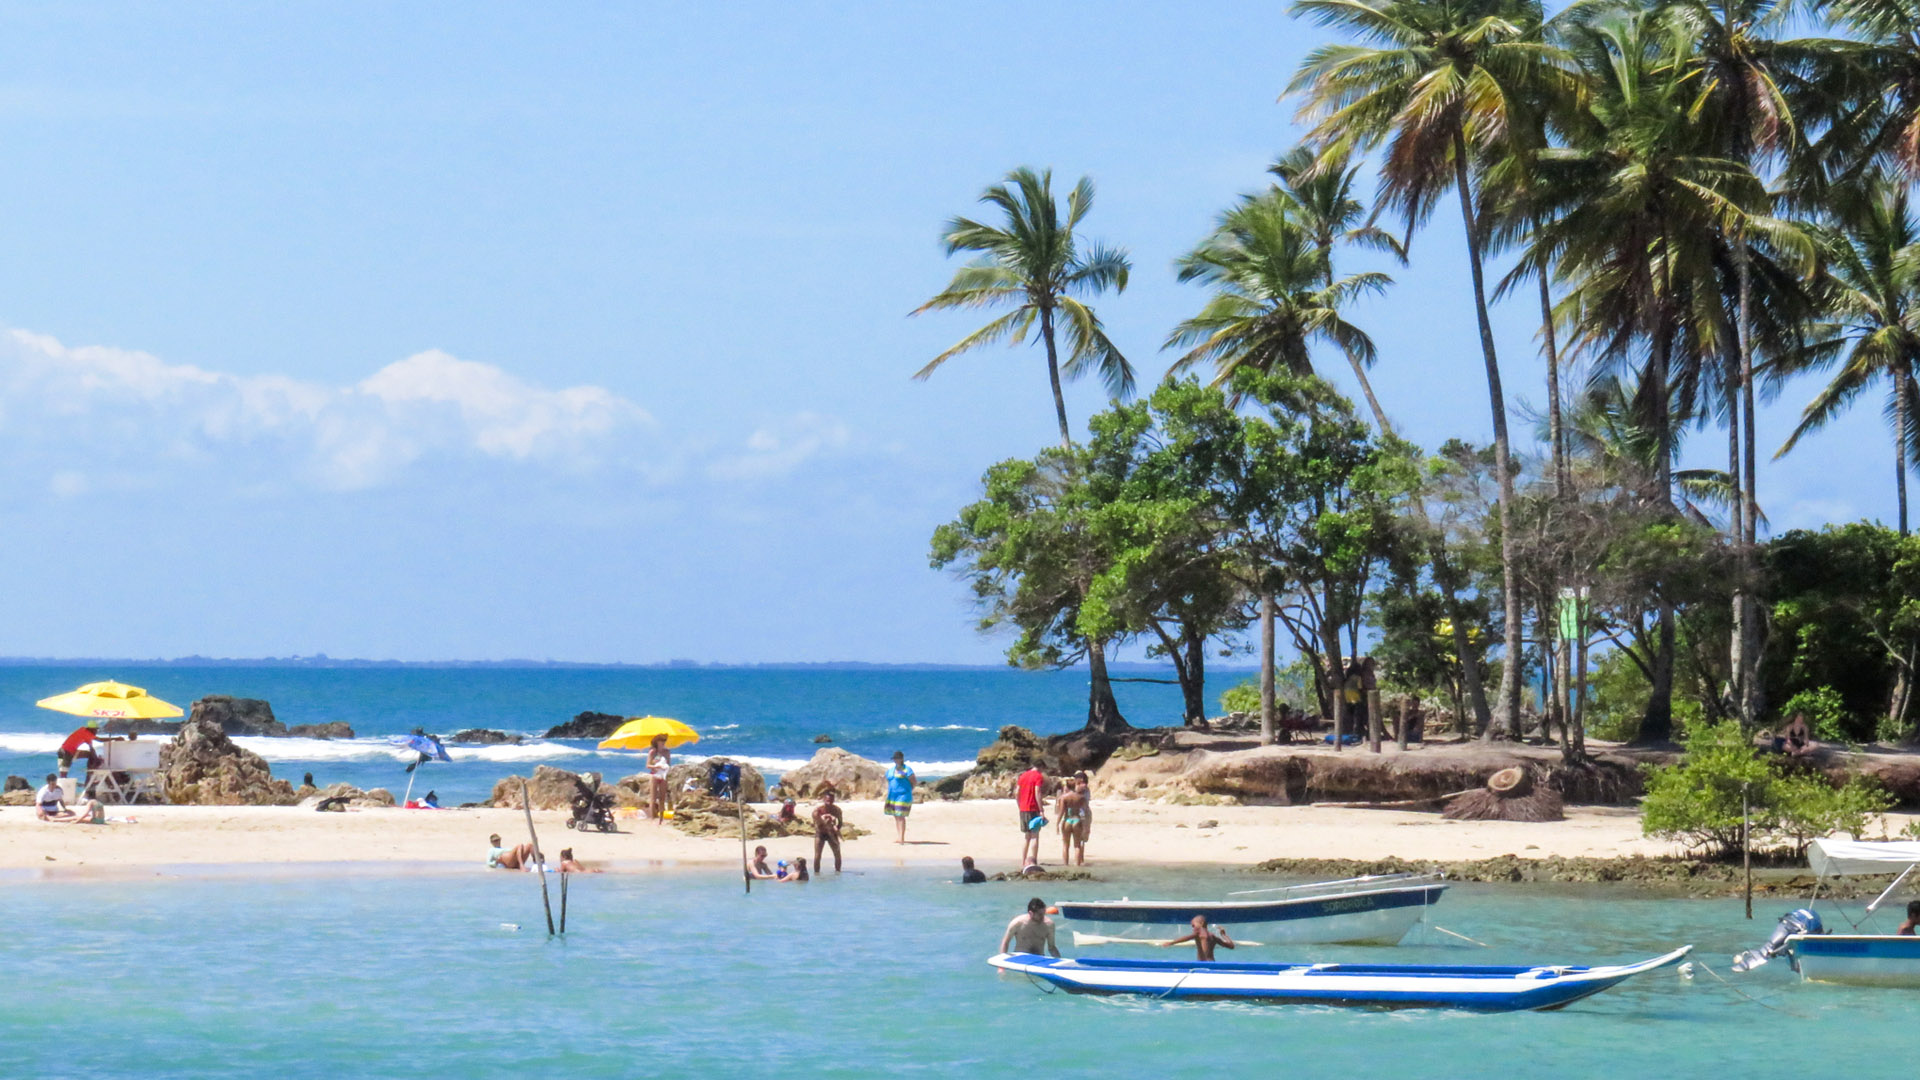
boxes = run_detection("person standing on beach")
[1014,763,1048,868]
[884,751,915,844]
[1056,773,1090,866]
[646,734,672,824]
[813,790,844,872]
[999,897,1060,957]
[56,719,108,778]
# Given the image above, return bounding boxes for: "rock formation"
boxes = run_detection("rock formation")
[296,782,397,810]
[3,775,28,792]
[100,719,183,736]
[543,711,627,739]
[187,696,288,737]
[490,765,599,810]
[157,718,297,805]
[771,747,888,800]
[664,757,768,803]
[451,728,524,745]
[286,722,355,739]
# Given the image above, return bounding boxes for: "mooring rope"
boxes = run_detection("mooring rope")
[1690,961,1813,1018]
[1431,924,1492,948]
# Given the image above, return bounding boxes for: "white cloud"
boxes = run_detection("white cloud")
[0,328,848,495]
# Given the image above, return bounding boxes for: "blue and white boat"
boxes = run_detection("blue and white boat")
[1735,838,1920,988]
[1055,873,1447,947]
[988,947,1693,1011]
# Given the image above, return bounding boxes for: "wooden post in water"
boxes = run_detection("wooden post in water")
[1398,697,1412,752]
[1367,689,1383,754]
[1742,783,1753,920]
[520,779,556,936]
[559,869,569,935]
[740,785,752,895]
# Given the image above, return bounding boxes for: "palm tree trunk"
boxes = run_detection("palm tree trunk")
[1536,245,1566,497]
[1259,592,1277,746]
[1736,233,1763,727]
[1898,366,1913,537]
[1642,327,1677,744]
[1040,305,1073,447]
[1450,128,1522,740]
[1727,344,1747,724]
[1181,618,1208,726]
[1084,639,1129,733]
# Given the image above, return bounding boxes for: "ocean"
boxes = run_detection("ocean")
[0,866,1903,1079]
[0,664,1196,802]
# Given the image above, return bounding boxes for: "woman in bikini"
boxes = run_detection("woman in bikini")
[646,734,672,824]
[1057,773,1091,866]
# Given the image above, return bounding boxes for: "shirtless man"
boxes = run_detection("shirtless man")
[748,845,778,880]
[1161,915,1236,961]
[1057,773,1091,866]
[1899,900,1920,936]
[999,897,1060,958]
[812,791,844,873]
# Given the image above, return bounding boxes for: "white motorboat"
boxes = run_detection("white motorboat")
[1734,838,1920,988]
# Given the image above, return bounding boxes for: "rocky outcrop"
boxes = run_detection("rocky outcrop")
[188,696,287,737]
[157,718,297,805]
[771,748,888,800]
[4,775,28,792]
[813,734,833,744]
[296,782,396,810]
[975,726,1048,773]
[286,722,355,740]
[490,765,599,810]
[662,757,767,803]
[543,712,626,740]
[666,791,871,840]
[451,728,523,745]
[100,719,182,736]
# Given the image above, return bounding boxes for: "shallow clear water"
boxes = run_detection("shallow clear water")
[0,665,1193,801]
[2,868,1906,1078]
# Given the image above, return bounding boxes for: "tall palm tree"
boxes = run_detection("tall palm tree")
[1267,146,1407,430]
[1165,192,1391,397]
[912,167,1133,446]
[1775,178,1920,535]
[1288,0,1576,738]
[1530,9,1767,740]
[1814,0,1920,180]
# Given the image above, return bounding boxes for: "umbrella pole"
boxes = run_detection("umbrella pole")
[740,785,751,895]
[402,764,418,808]
[519,779,556,937]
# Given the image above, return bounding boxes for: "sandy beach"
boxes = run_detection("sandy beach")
[0,796,1727,877]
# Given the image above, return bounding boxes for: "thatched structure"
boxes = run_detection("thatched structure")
[1441,766,1565,822]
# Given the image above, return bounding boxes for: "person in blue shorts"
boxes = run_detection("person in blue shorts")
[884,750,915,844]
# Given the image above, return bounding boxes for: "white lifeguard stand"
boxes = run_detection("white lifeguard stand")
[86,740,165,805]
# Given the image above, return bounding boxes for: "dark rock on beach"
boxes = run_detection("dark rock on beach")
[287,722,355,740]
[188,696,287,737]
[542,711,627,740]
[451,728,524,745]
[770,748,888,800]
[100,718,183,736]
[812,734,833,744]
[4,775,29,792]
[490,765,601,810]
[296,782,396,810]
[158,718,297,805]
[657,757,768,803]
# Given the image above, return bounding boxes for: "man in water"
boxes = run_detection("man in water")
[884,751,915,844]
[1014,763,1048,868]
[1161,915,1236,961]
[1899,900,1920,936]
[959,856,986,884]
[812,790,844,872]
[999,897,1060,957]
[1057,773,1091,866]
[748,845,778,880]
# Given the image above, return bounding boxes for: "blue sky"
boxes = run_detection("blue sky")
[0,2,1889,662]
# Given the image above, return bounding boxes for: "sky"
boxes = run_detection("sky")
[0,1,1891,663]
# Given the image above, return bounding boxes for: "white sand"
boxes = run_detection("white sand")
[0,797,1718,877]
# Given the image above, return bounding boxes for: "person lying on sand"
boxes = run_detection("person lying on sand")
[813,791,843,873]
[1161,915,1235,961]
[34,774,101,824]
[556,848,599,873]
[1000,897,1059,958]
[748,845,778,880]
[487,834,538,870]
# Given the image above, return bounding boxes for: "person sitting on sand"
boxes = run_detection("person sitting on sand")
[778,856,810,883]
[1161,915,1235,961]
[774,799,798,824]
[557,848,599,874]
[812,790,844,873]
[487,834,537,871]
[999,897,1060,958]
[34,773,100,824]
[646,735,673,824]
[748,845,778,880]
[959,856,986,884]
[1899,900,1920,936]
[1777,711,1815,755]
[1057,773,1091,867]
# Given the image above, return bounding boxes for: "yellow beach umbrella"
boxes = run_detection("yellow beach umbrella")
[36,680,184,720]
[597,715,700,750]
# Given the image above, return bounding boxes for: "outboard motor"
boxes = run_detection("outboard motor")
[1732,908,1823,972]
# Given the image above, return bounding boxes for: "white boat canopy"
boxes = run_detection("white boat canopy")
[1808,839,1920,877]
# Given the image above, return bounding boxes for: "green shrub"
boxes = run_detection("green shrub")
[1640,718,1892,859]
[1219,658,1318,716]
[1782,685,1853,743]
[1584,650,1650,742]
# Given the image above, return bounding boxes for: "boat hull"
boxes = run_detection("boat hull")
[1056,884,1448,947]
[1789,934,1920,987]
[988,947,1692,1012]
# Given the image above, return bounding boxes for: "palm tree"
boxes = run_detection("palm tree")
[1288,0,1577,738]
[912,167,1133,446]
[1267,146,1407,430]
[1814,0,1920,180]
[1775,178,1920,535]
[1165,192,1391,398]
[1530,8,1767,740]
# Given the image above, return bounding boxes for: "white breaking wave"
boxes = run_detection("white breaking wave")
[896,724,988,732]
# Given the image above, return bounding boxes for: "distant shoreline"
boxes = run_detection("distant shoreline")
[0,657,1260,674]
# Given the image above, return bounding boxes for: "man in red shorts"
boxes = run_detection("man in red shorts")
[1014,763,1049,869]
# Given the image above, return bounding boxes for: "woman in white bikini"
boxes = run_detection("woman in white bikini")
[646,734,672,824]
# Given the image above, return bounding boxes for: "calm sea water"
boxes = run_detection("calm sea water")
[0,867,1905,1079]
[0,665,1195,801]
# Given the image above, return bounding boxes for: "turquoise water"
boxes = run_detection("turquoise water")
[2,868,1909,1078]
[0,665,1193,801]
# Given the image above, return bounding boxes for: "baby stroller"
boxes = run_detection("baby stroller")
[565,777,618,832]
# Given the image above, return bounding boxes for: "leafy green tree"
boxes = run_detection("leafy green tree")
[913,167,1132,446]
[1763,523,1920,739]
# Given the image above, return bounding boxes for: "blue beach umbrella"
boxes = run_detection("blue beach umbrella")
[388,733,451,806]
